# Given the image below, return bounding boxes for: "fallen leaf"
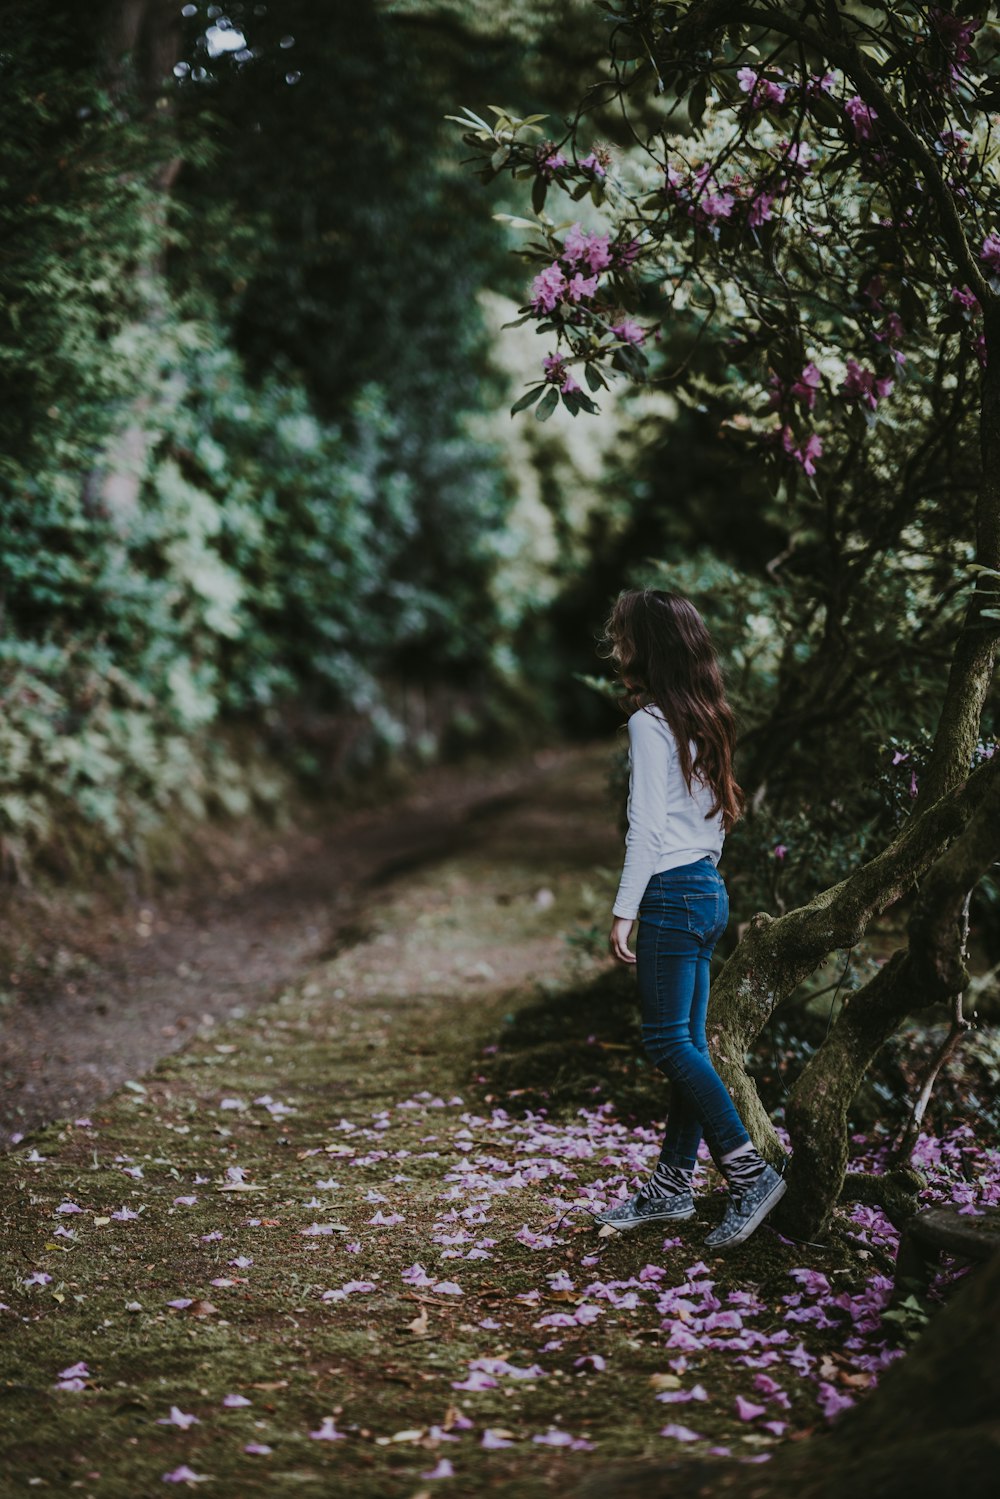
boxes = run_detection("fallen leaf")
[188,1301,219,1317]
[250,1380,289,1391]
[407,1308,430,1337]
[597,1224,619,1239]
[649,1374,682,1392]
[93,1216,111,1227]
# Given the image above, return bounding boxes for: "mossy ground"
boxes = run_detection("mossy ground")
[0,757,925,1497]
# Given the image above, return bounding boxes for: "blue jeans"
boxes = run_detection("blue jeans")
[636,858,750,1172]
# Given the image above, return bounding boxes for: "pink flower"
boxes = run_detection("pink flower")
[530,263,567,312]
[747,191,774,227]
[58,1363,89,1379]
[779,426,823,476]
[841,358,893,410]
[56,1201,83,1215]
[951,286,979,311]
[582,233,612,273]
[790,363,822,409]
[699,190,735,222]
[781,141,813,174]
[567,272,599,303]
[845,96,878,142]
[737,67,788,109]
[981,234,1000,277]
[579,152,606,178]
[24,1272,52,1287]
[562,223,590,263]
[482,1429,514,1448]
[610,319,645,345]
[537,145,567,179]
[804,71,836,97]
[112,1206,139,1221]
[574,1353,606,1372]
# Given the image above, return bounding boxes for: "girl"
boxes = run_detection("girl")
[595,588,786,1249]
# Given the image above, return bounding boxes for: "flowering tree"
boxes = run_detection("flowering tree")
[454,1,1000,1236]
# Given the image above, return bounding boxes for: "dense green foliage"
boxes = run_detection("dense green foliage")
[0,0,610,878]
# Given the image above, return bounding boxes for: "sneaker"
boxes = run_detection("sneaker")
[593,1189,695,1232]
[704,1164,786,1250]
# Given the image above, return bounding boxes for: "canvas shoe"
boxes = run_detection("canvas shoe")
[592,1189,695,1232]
[704,1163,786,1250]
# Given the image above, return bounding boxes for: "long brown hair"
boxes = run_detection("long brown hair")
[602,588,744,831]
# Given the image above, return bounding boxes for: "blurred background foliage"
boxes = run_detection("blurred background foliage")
[0,0,996,984]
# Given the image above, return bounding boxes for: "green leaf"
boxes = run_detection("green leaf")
[531,175,548,215]
[535,386,559,421]
[510,385,545,415]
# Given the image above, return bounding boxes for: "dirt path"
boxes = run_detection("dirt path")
[0,748,594,1143]
[2,747,990,1497]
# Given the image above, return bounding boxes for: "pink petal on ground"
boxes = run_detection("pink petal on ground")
[167,1298,193,1310]
[482,1429,514,1449]
[452,1372,497,1391]
[762,1421,787,1436]
[533,1431,574,1446]
[573,1354,606,1372]
[244,1442,272,1454]
[421,1458,455,1478]
[735,1396,767,1421]
[432,1281,464,1295]
[173,1196,198,1207]
[58,1363,89,1379]
[222,1393,252,1407]
[660,1424,702,1441]
[53,1379,87,1392]
[56,1202,83,1214]
[157,1407,199,1429]
[162,1468,207,1483]
[309,1416,347,1440]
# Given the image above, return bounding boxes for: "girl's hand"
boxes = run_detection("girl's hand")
[609,916,637,965]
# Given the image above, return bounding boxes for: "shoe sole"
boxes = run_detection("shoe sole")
[594,1207,696,1232]
[705,1175,787,1250]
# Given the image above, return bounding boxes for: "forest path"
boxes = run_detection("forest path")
[0,745,611,1143]
[0,741,919,1498]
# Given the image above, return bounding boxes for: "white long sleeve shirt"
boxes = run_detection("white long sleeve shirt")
[612,705,725,920]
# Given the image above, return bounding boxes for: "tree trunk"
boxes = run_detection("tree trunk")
[705,756,993,1162]
[778,753,1000,1237]
[571,1250,1000,1499]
